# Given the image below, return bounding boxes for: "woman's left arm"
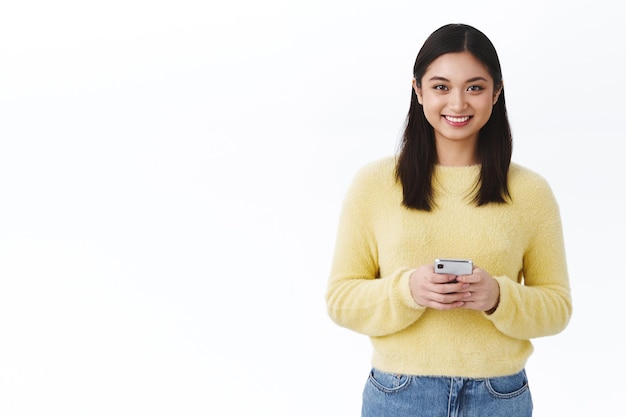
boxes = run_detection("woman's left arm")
[484,181,572,339]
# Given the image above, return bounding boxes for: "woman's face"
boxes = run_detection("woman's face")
[413,51,500,152]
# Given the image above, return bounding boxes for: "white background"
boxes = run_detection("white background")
[0,1,623,416]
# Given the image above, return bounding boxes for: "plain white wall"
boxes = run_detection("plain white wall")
[0,1,623,416]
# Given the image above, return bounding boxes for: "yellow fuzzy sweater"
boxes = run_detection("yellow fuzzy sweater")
[326,156,572,378]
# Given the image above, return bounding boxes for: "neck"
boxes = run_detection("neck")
[435,138,478,167]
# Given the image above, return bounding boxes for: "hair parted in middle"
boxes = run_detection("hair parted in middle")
[395,23,512,211]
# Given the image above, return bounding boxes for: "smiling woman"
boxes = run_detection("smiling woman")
[413,52,501,159]
[326,23,572,417]
[397,24,511,211]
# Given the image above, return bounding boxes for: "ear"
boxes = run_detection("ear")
[412,78,423,105]
[493,81,503,105]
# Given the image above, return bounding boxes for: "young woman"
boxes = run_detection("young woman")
[326,23,572,417]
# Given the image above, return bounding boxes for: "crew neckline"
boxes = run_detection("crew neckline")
[434,164,481,169]
[432,164,481,196]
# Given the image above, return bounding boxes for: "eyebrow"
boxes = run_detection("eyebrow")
[428,76,489,83]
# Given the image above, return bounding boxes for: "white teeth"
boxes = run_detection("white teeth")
[445,116,470,123]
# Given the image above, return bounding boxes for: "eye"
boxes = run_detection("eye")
[467,85,484,92]
[433,84,448,91]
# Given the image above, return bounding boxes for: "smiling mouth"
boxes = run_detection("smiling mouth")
[444,115,472,123]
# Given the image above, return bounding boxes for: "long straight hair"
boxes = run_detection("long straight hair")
[396,24,512,211]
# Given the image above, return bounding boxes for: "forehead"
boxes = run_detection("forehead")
[422,51,492,82]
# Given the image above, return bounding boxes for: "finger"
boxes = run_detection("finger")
[455,273,480,284]
[431,273,458,284]
[432,281,470,295]
[429,290,471,305]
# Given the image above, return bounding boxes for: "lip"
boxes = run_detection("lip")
[443,115,472,126]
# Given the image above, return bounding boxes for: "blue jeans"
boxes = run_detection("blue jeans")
[362,368,532,417]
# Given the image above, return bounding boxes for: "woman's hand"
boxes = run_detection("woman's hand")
[409,265,500,313]
[456,267,500,314]
[409,264,471,310]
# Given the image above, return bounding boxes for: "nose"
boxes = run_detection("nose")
[448,90,466,112]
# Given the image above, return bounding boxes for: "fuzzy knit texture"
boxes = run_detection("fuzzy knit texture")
[326,156,572,378]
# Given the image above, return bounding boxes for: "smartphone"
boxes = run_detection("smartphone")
[434,258,473,275]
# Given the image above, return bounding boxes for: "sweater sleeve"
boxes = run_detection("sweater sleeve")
[486,176,572,339]
[325,164,426,337]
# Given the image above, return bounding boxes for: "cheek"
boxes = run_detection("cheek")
[474,99,495,118]
[421,96,443,116]
[421,105,441,126]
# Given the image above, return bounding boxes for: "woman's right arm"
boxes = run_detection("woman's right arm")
[325,167,427,337]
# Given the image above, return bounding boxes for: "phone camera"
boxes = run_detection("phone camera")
[436,264,444,269]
